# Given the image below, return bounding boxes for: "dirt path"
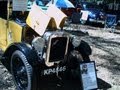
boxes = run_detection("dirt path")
[82,25,120,90]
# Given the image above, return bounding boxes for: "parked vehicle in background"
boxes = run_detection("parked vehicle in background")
[27,0,48,10]
[46,0,81,18]
[103,3,120,26]
[28,0,80,18]
[77,2,106,24]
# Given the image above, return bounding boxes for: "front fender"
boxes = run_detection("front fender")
[68,40,92,62]
[1,43,38,71]
[77,40,92,61]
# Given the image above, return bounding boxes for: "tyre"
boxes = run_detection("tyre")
[68,50,83,69]
[11,50,32,90]
[79,40,92,62]
[66,50,83,79]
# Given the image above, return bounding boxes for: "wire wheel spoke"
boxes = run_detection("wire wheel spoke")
[12,57,28,89]
[11,50,32,90]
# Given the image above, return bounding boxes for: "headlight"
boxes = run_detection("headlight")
[99,12,105,19]
[89,11,96,17]
[32,37,45,59]
[72,36,81,48]
[89,11,92,15]
[99,12,105,16]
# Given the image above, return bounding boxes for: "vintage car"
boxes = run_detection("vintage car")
[77,2,106,24]
[0,1,92,90]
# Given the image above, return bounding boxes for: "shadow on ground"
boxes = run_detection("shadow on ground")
[97,78,112,90]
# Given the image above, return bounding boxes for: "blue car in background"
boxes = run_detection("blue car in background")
[27,0,48,11]
[77,2,106,24]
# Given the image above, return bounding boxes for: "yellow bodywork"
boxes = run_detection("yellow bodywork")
[0,18,22,51]
[0,4,67,51]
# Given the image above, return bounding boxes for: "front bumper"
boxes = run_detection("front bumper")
[34,65,82,90]
[89,18,105,24]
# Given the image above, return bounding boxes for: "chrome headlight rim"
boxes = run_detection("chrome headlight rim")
[71,36,81,48]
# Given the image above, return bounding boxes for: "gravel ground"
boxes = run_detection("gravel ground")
[81,25,120,90]
[0,24,120,90]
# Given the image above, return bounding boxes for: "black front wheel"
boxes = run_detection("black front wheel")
[11,50,32,90]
